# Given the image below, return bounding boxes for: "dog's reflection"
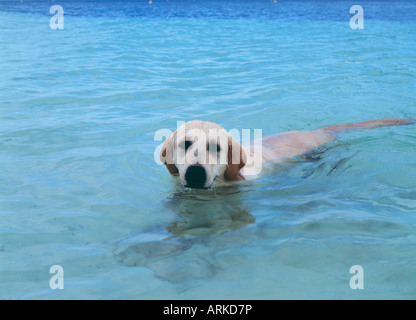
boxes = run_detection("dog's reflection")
[163,183,255,238]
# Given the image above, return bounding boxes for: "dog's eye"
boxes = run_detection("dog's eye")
[179,141,192,150]
[208,143,221,153]
[184,141,193,151]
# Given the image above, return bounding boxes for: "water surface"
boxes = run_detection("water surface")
[0,0,415,299]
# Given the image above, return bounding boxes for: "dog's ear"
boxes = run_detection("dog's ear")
[224,136,246,181]
[160,132,179,176]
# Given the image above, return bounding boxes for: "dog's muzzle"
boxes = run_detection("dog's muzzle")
[184,165,207,189]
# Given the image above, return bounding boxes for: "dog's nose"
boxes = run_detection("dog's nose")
[185,165,207,189]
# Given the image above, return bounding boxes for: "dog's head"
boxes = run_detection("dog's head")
[160,120,246,189]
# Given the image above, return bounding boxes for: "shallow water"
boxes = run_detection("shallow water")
[0,0,416,299]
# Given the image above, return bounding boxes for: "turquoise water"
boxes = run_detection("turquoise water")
[1,0,416,299]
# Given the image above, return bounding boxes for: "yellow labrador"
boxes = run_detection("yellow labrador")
[160,119,415,189]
